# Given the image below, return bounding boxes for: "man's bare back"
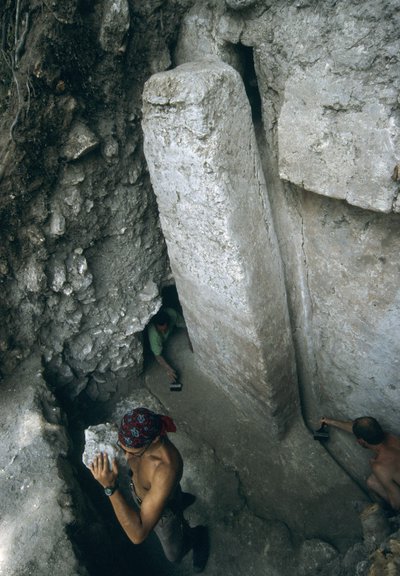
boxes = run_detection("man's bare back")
[321,416,400,511]
[368,433,400,510]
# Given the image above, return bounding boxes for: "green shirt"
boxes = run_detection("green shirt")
[148,307,185,356]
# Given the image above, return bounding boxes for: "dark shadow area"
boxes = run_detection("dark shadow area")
[235,44,262,124]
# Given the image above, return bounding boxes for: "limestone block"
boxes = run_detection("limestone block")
[65,251,93,293]
[48,260,67,292]
[59,164,85,186]
[49,207,66,236]
[278,64,399,213]
[142,59,298,434]
[63,186,82,216]
[99,0,130,53]
[67,332,94,362]
[62,121,99,161]
[101,136,119,161]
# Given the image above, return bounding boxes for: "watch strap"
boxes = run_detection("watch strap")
[104,484,118,496]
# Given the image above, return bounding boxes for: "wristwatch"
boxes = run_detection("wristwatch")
[104,484,118,496]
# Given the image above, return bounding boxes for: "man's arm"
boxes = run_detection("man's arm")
[90,453,174,544]
[155,354,177,382]
[320,417,354,434]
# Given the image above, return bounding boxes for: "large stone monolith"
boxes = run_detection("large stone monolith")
[142,59,298,435]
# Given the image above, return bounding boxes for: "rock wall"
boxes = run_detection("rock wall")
[172,0,400,467]
[0,355,87,575]
[0,0,194,400]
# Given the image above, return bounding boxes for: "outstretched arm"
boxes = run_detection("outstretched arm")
[155,354,177,382]
[320,417,354,434]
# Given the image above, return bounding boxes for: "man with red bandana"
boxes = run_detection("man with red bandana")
[89,407,209,573]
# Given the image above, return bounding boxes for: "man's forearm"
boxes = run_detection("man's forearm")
[155,354,174,373]
[321,417,354,434]
[109,490,150,544]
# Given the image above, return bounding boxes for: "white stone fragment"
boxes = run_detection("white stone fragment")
[62,121,99,161]
[49,209,65,237]
[99,0,130,53]
[82,423,121,469]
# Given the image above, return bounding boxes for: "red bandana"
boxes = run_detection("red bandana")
[118,407,177,448]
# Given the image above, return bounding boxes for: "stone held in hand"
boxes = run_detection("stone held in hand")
[82,422,122,469]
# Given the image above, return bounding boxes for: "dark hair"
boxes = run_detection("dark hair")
[352,416,385,445]
[153,310,169,326]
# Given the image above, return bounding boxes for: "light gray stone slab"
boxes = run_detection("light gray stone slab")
[142,58,298,435]
[278,64,399,213]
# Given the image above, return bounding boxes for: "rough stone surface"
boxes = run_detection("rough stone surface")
[173,0,400,473]
[278,64,399,213]
[0,0,190,398]
[82,422,121,471]
[0,355,86,576]
[142,58,298,435]
[99,0,130,54]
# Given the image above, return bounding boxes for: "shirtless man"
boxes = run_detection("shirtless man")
[321,415,400,511]
[89,407,208,572]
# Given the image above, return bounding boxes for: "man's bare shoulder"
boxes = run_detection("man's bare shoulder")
[148,440,183,486]
[386,434,400,450]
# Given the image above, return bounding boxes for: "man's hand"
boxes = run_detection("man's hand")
[319,417,354,434]
[320,417,331,426]
[167,367,177,382]
[89,452,118,488]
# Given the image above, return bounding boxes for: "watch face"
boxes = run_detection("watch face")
[104,486,114,496]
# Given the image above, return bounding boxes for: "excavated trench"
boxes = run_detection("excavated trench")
[2,3,400,573]
[43,283,372,576]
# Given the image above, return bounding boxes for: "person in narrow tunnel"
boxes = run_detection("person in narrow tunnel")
[321,415,400,512]
[89,407,209,573]
[148,307,193,390]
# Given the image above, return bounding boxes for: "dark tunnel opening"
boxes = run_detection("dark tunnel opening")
[236,44,263,124]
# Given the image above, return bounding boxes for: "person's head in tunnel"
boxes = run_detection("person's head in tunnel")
[153,309,170,334]
[352,416,385,447]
